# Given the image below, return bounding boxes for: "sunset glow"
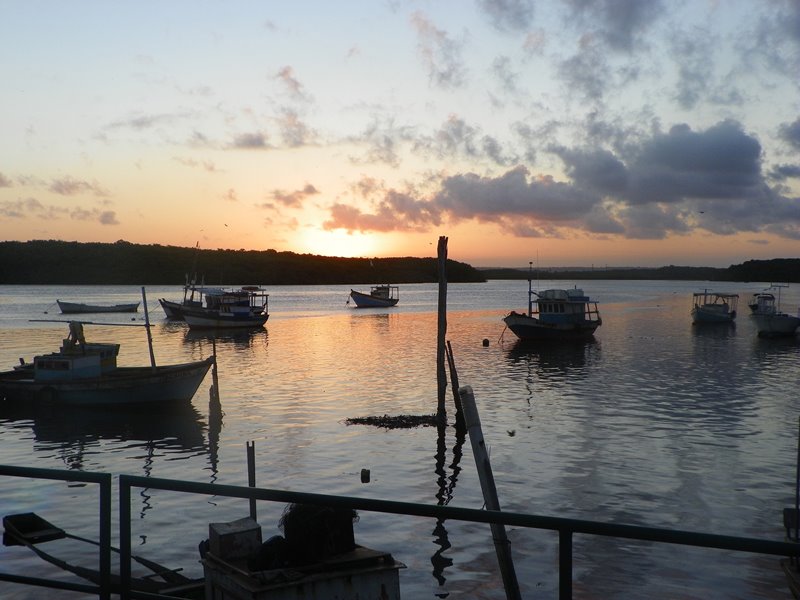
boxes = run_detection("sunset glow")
[1,2,799,268]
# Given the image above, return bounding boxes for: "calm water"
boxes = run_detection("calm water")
[1,280,799,599]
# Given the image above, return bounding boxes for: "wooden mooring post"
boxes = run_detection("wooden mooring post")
[459,385,521,600]
[436,236,448,423]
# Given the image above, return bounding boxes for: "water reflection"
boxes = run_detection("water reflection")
[503,338,597,376]
[182,328,269,352]
[430,420,466,593]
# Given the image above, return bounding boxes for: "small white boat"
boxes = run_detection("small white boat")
[349,285,399,308]
[752,285,800,337]
[691,290,738,324]
[57,300,139,314]
[502,277,602,341]
[182,286,269,329]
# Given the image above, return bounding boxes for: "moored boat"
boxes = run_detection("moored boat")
[691,290,738,324]
[349,285,399,308]
[0,321,213,405]
[158,275,205,319]
[748,291,776,314]
[57,300,139,314]
[181,286,269,329]
[753,284,800,337]
[502,276,602,341]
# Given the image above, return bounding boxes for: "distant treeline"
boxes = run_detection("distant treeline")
[0,240,486,285]
[2,240,796,285]
[481,259,800,283]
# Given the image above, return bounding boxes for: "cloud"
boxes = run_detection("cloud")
[106,112,189,131]
[224,189,238,202]
[230,132,270,149]
[173,157,220,172]
[669,27,716,110]
[322,119,800,242]
[410,12,466,89]
[779,117,800,150]
[276,66,310,101]
[414,115,516,166]
[565,0,665,52]
[477,0,535,33]
[0,198,66,219]
[269,184,319,208]
[557,37,612,101]
[276,108,316,147]
[49,176,110,197]
[769,164,800,181]
[0,172,12,187]
[69,207,119,225]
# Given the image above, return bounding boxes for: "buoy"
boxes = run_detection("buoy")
[360,468,370,483]
[482,338,489,347]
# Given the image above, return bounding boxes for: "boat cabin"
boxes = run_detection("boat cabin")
[32,322,120,381]
[370,285,398,300]
[531,288,601,322]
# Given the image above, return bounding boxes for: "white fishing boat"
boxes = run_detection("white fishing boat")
[348,285,399,308]
[691,290,739,324]
[753,285,800,337]
[158,274,205,319]
[181,286,269,329]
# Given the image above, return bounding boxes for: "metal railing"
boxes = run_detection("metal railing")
[2,464,799,599]
[0,464,112,600]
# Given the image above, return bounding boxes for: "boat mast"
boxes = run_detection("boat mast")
[527,261,533,317]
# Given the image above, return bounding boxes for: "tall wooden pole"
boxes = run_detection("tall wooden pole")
[436,236,448,423]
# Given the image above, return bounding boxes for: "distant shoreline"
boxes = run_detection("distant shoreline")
[1,240,797,285]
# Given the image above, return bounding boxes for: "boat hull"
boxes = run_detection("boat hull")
[349,290,399,308]
[57,300,140,314]
[503,312,600,340]
[158,298,185,319]
[754,313,800,337]
[0,358,213,405]
[691,307,736,323]
[183,310,269,329]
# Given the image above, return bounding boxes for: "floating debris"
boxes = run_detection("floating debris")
[345,414,438,429]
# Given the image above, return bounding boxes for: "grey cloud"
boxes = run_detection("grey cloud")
[769,164,800,181]
[49,176,110,197]
[477,0,535,33]
[433,165,602,222]
[565,0,665,52]
[276,108,316,147]
[415,115,515,166]
[269,184,319,208]
[779,117,800,150]
[276,66,309,101]
[325,120,798,243]
[670,27,716,110]
[0,172,12,187]
[550,146,628,195]
[491,56,519,94]
[557,39,611,101]
[98,211,119,225]
[627,120,763,204]
[410,12,466,89]
[231,132,269,149]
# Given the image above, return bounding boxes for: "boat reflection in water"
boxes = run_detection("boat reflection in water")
[0,400,207,455]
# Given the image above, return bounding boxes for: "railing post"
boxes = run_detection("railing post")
[98,472,112,600]
[559,529,573,600]
[119,475,132,600]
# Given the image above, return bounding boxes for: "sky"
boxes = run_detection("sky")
[1,1,799,268]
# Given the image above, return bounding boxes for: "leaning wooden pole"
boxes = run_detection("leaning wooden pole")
[140,287,157,370]
[436,236,448,423]
[460,385,521,600]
